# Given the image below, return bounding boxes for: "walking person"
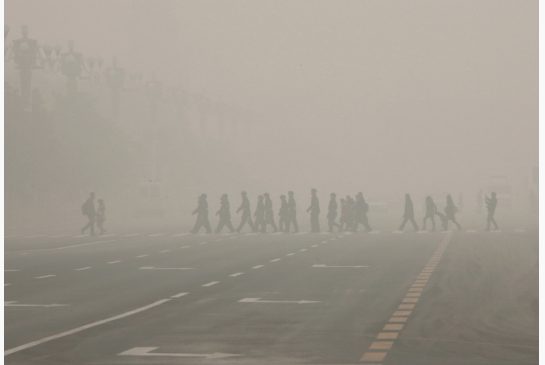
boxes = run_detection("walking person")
[327,193,341,232]
[215,194,235,233]
[398,194,419,232]
[278,194,290,232]
[81,192,97,236]
[485,192,499,231]
[191,193,212,234]
[444,194,462,230]
[307,188,320,233]
[96,198,106,235]
[287,191,299,233]
[236,191,254,233]
[422,196,437,231]
[354,192,372,232]
[254,195,266,233]
[263,193,278,233]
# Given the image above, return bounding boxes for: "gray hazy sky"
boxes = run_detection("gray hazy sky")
[6,0,538,196]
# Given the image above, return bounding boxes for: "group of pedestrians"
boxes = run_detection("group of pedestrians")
[77,190,499,236]
[191,190,500,235]
[191,189,374,234]
[80,192,107,236]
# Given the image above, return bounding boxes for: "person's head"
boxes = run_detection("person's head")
[200,193,207,199]
[281,194,286,200]
[98,199,104,205]
[241,191,247,197]
[330,193,336,198]
[68,40,75,52]
[446,194,453,204]
[89,192,95,199]
[258,195,263,201]
[311,188,317,195]
[491,192,496,198]
[426,196,432,203]
[222,194,227,200]
[405,193,410,199]
[288,191,294,197]
[21,25,28,38]
[264,193,269,198]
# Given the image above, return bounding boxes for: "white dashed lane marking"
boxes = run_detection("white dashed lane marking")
[269,258,281,263]
[229,272,244,277]
[252,265,264,269]
[108,260,121,264]
[136,255,148,258]
[75,266,91,271]
[35,275,56,279]
[171,292,189,298]
[202,281,219,287]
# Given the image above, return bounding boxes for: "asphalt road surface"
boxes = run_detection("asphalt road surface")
[4,228,538,365]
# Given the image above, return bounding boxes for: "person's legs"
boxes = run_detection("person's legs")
[399,217,408,231]
[204,219,212,234]
[227,220,235,233]
[410,217,419,231]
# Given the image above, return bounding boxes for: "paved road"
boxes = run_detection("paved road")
[4,228,538,364]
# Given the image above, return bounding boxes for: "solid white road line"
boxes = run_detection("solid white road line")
[4,298,171,356]
[75,266,91,271]
[34,275,55,279]
[202,281,219,287]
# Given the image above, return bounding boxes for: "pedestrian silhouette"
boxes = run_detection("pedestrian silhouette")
[12,25,40,107]
[485,192,499,231]
[96,199,106,234]
[191,194,211,234]
[263,193,278,233]
[287,191,299,233]
[398,194,419,231]
[254,195,266,233]
[422,196,437,231]
[327,193,341,232]
[60,40,86,97]
[81,192,96,236]
[215,194,234,233]
[354,192,372,232]
[236,191,254,233]
[278,194,290,232]
[444,194,462,230]
[307,189,320,232]
[339,198,347,231]
[344,195,356,232]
